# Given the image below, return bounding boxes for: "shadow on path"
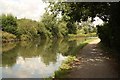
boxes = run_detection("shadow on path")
[66,38,120,78]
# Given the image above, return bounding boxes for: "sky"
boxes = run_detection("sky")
[0,0,48,21]
[0,0,103,25]
[93,17,104,26]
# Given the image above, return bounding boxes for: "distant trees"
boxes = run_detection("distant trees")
[79,18,96,34]
[48,2,120,51]
[1,14,17,35]
[1,12,97,42]
[3,2,116,43]
[17,18,38,39]
[37,21,50,39]
[97,3,120,50]
[38,12,73,39]
[66,22,77,34]
[57,21,68,37]
[40,12,60,38]
[1,13,69,41]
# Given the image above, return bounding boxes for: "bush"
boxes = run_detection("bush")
[58,21,68,37]
[20,34,31,41]
[66,22,77,34]
[2,31,16,42]
[17,19,38,39]
[1,14,17,34]
[97,23,111,45]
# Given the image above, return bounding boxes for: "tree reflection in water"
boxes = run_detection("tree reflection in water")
[2,37,89,78]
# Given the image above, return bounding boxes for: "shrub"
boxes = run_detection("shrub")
[1,14,17,35]
[20,34,31,41]
[2,31,16,42]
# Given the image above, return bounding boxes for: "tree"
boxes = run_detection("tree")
[48,2,120,51]
[40,12,62,38]
[37,21,51,39]
[17,18,38,38]
[48,2,111,22]
[79,18,96,34]
[1,14,17,35]
[66,21,77,34]
[57,21,68,37]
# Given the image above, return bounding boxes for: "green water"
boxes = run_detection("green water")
[1,37,89,78]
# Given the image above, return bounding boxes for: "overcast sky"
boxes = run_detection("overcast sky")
[93,17,104,26]
[0,0,48,21]
[0,0,103,25]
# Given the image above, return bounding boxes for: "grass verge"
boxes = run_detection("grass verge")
[53,56,79,78]
[68,33,97,38]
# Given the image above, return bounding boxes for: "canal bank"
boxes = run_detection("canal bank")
[2,37,93,78]
[53,37,98,78]
[55,38,119,78]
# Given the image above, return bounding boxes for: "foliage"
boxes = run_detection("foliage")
[48,2,120,51]
[1,14,18,35]
[97,3,120,50]
[79,18,97,34]
[54,56,78,78]
[20,34,31,41]
[54,38,96,78]
[39,12,69,39]
[108,3,120,50]
[40,12,65,38]
[17,18,38,38]
[66,22,77,34]
[37,22,50,39]
[1,2,104,42]
[97,23,110,45]
[2,31,16,42]
[57,21,68,37]
[48,2,111,22]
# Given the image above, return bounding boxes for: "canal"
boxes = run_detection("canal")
[1,37,89,78]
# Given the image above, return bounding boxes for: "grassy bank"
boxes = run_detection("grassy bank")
[1,30,97,43]
[53,38,97,78]
[1,31,32,43]
[53,56,79,78]
[1,31,17,43]
[68,33,97,38]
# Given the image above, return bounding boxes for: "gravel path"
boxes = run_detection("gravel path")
[65,38,120,78]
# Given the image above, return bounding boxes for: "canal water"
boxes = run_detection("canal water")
[1,37,89,78]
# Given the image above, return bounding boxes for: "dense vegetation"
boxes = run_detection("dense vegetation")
[1,1,119,51]
[47,2,120,51]
[1,12,96,42]
[97,3,120,50]
[1,2,120,78]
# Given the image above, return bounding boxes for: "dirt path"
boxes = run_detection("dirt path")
[66,38,120,78]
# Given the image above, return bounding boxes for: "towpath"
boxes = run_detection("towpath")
[66,38,120,78]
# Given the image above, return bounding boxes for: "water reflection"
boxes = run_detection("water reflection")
[2,54,65,78]
[2,37,88,78]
